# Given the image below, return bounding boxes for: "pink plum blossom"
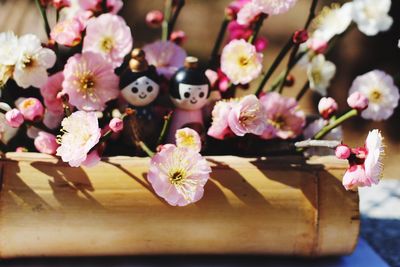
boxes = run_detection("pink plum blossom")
[51,17,84,47]
[109,117,123,133]
[347,91,369,111]
[78,0,123,14]
[228,95,266,136]
[205,69,219,87]
[56,111,101,167]
[236,2,261,25]
[318,97,338,119]
[62,52,119,111]
[208,100,235,140]
[143,40,187,79]
[81,150,101,167]
[40,72,64,114]
[342,164,372,190]
[175,127,202,152]
[16,97,45,121]
[83,14,132,68]
[43,110,64,130]
[5,109,24,128]
[259,92,305,139]
[340,129,384,190]
[147,144,211,206]
[227,21,253,41]
[34,131,59,155]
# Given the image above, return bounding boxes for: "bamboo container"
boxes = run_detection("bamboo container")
[0,152,359,258]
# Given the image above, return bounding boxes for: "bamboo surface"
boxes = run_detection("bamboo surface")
[0,153,359,258]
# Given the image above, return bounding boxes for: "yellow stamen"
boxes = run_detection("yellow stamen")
[369,89,382,103]
[100,37,114,53]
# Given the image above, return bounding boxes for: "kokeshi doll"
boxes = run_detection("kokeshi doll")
[120,48,162,151]
[167,56,210,144]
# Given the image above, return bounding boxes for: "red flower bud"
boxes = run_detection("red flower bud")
[284,74,295,87]
[170,30,187,46]
[292,30,308,44]
[146,10,164,28]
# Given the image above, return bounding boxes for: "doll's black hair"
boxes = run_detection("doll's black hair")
[169,67,210,99]
[120,65,159,89]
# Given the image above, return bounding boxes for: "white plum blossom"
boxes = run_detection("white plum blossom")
[351,0,393,36]
[364,129,384,184]
[0,31,19,86]
[311,3,353,42]
[349,70,399,121]
[253,0,297,15]
[307,54,336,96]
[13,34,56,89]
[56,111,101,167]
[0,31,19,65]
[221,39,263,85]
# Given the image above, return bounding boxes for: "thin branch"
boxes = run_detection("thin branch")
[209,17,230,69]
[168,0,185,39]
[255,37,293,96]
[248,14,268,44]
[295,81,310,101]
[295,139,340,149]
[34,0,51,39]
[157,111,173,146]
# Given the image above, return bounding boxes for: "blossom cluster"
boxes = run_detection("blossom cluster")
[0,0,397,206]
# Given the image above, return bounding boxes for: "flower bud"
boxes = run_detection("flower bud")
[5,108,24,128]
[17,98,45,121]
[254,37,268,52]
[16,147,28,153]
[109,118,124,133]
[52,0,71,10]
[34,131,59,155]
[145,10,164,28]
[308,38,328,54]
[50,18,83,47]
[347,92,369,111]
[292,30,308,44]
[318,97,338,119]
[170,30,187,45]
[335,145,351,160]
[284,74,295,87]
[225,6,237,20]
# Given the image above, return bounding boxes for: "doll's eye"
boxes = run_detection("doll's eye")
[184,92,190,98]
[199,92,205,98]
[147,86,153,93]
[131,87,139,94]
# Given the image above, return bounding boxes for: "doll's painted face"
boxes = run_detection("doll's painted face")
[121,76,159,107]
[171,83,209,110]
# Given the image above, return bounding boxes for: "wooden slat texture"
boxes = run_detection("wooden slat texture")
[0,153,359,258]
